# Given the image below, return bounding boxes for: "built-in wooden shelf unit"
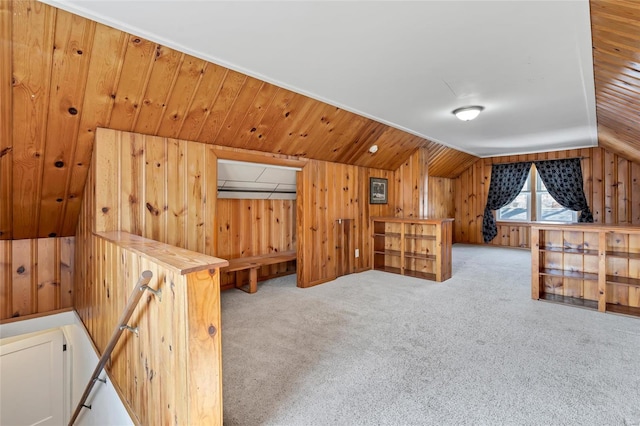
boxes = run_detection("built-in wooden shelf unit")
[372,217,453,282]
[531,224,640,318]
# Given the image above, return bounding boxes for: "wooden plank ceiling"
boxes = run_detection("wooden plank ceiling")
[591,0,640,162]
[1,0,476,240]
[4,0,640,240]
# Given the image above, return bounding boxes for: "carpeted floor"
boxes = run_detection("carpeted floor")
[221,244,640,426]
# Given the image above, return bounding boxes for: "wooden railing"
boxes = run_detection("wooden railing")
[72,231,228,425]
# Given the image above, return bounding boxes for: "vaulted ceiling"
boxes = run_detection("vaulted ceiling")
[1,0,640,241]
[590,1,640,161]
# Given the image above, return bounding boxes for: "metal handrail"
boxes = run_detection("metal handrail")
[68,270,156,425]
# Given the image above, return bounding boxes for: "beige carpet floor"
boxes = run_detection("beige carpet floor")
[221,244,640,425]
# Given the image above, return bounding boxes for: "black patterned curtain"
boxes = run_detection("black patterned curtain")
[534,158,593,223]
[482,162,532,243]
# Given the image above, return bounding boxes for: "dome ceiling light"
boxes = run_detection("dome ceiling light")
[452,106,484,121]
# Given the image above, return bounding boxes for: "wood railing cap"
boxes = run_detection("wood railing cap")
[371,216,454,223]
[95,231,229,275]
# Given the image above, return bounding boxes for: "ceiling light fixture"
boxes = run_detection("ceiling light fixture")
[369,144,378,154]
[452,106,484,121]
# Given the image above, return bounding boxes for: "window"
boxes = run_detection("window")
[536,173,577,222]
[497,171,531,221]
[498,165,577,222]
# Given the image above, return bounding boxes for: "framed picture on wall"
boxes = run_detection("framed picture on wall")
[370,177,388,204]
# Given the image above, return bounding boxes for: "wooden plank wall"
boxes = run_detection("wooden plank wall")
[74,233,223,425]
[0,237,74,321]
[93,128,218,254]
[3,0,436,241]
[393,147,429,218]
[90,128,411,288]
[428,177,455,219]
[454,146,640,248]
[297,161,395,287]
[216,199,296,287]
[75,141,225,424]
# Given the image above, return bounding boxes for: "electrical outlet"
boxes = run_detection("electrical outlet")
[355,248,359,258]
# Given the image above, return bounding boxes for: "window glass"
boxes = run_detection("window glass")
[497,171,531,221]
[536,173,577,222]
[498,193,530,221]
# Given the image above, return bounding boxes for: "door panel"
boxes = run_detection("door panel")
[0,328,64,425]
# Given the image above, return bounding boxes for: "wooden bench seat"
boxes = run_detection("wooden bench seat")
[222,250,296,293]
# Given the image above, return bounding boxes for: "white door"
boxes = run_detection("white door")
[0,328,65,426]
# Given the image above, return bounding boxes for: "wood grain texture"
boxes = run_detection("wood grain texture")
[0,237,74,320]
[75,234,223,425]
[11,0,56,239]
[216,199,296,288]
[454,147,640,248]
[591,0,640,164]
[75,152,225,423]
[97,231,228,275]
[0,0,12,239]
[532,223,640,316]
[7,0,640,240]
[91,129,429,288]
[38,9,95,238]
[3,0,468,240]
[426,140,479,179]
[186,269,223,425]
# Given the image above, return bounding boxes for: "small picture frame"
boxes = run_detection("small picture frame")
[369,177,388,204]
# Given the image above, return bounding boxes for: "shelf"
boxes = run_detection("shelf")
[404,269,436,281]
[374,265,401,275]
[404,252,436,260]
[539,293,598,310]
[539,246,599,256]
[404,234,436,241]
[539,268,598,281]
[534,225,640,318]
[606,250,640,260]
[373,232,401,238]
[371,217,452,282]
[373,249,401,257]
[606,275,640,288]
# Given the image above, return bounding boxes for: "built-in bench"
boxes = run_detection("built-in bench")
[221,250,297,293]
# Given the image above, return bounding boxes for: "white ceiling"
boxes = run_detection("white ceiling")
[42,0,598,158]
[217,160,297,200]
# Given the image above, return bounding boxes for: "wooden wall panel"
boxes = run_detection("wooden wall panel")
[89,128,438,288]
[454,147,640,248]
[11,1,56,239]
[94,128,218,257]
[3,0,449,241]
[428,177,455,219]
[297,160,395,287]
[0,0,12,239]
[62,23,128,236]
[216,199,296,288]
[393,148,428,218]
[74,232,224,425]
[0,237,74,321]
[38,10,95,238]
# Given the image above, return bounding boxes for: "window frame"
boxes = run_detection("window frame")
[497,165,578,223]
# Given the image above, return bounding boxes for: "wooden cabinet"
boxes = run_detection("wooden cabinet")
[372,217,453,282]
[531,224,640,317]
